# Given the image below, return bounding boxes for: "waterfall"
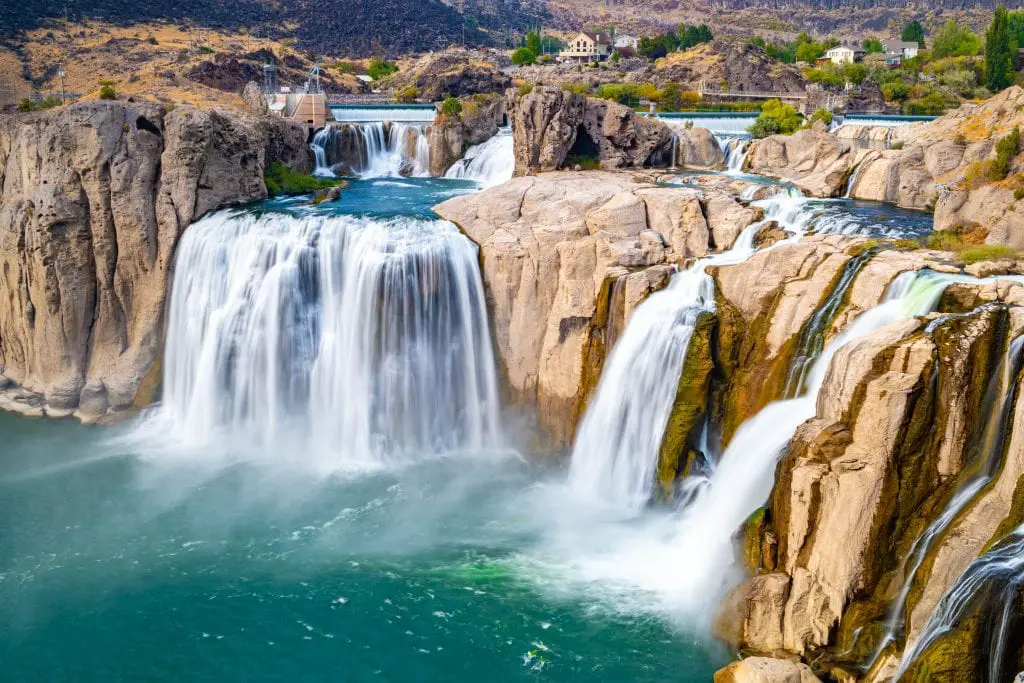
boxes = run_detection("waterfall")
[871,334,1024,666]
[722,138,750,174]
[568,220,770,509]
[316,123,432,178]
[358,122,430,178]
[443,127,514,187]
[782,247,879,397]
[896,525,1024,682]
[843,161,864,199]
[657,271,959,615]
[310,128,334,177]
[159,210,502,466]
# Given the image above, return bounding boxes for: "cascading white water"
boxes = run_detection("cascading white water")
[568,227,759,510]
[896,524,1024,682]
[722,138,750,174]
[159,210,502,466]
[310,128,334,177]
[870,334,1024,667]
[843,161,864,199]
[648,270,960,616]
[443,127,514,188]
[358,122,430,178]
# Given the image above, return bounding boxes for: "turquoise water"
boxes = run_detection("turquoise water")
[254,177,478,219]
[0,413,726,682]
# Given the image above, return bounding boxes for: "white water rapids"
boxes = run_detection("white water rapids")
[443,127,514,187]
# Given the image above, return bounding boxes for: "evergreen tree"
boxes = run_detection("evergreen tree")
[902,20,926,48]
[985,6,1016,92]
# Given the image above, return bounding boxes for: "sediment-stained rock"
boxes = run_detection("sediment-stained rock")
[427,93,505,176]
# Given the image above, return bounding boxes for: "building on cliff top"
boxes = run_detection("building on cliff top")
[560,32,612,62]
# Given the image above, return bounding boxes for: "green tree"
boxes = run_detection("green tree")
[881,80,910,101]
[367,58,398,80]
[1009,11,1024,46]
[98,80,117,100]
[440,96,463,118]
[748,99,803,138]
[658,83,681,112]
[931,20,982,59]
[985,6,1016,92]
[511,47,536,65]
[863,38,885,53]
[525,31,542,56]
[902,20,927,48]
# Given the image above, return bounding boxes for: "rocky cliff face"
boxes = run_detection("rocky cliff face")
[380,51,512,102]
[433,170,759,449]
[0,101,309,420]
[506,87,674,176]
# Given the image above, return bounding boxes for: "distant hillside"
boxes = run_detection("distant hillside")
[1,0,547,55]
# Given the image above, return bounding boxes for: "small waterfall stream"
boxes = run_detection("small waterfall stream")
[443,127,514,187]
[568,227,759,510]
[897,524,1024,681]
[160,210,502,465]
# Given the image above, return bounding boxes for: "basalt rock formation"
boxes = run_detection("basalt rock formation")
[434,170,760,449]
[506,86,674,176]
[0,101,310,421]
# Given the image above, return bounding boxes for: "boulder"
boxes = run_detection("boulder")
[714,657,821,683]
[242,80,269,116]
[746,122,854,197]
[506,86,673,175]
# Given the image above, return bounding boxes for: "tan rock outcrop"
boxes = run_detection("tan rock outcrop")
[433,170,759,449]
[745,122,855,197]
[714,657,821,683]
[427,93,505,176]
[0,101,310,420]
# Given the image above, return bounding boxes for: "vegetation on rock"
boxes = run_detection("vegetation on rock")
[748,99,803,138]
[264,163,342,197]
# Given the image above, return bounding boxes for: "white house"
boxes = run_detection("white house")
[614,34,639,50]
[560,32,612,61]
[881,39,920,66]
[826,46,865,66]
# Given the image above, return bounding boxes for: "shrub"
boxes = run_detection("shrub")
[146,35,159,45]
[17,97,34,112]
[367,58,398,80]
[264,162,342,197]
[804,67,844,88]
[881,81,910,102]
[658,83,682,112]
[98,81,117,100]
[517,82,534,97]
[333,61,362,74]
[926,230,967,251]
[564,153,600,170]
[199,45,214,55]
[959,245,1020,264]
[963,160,994,188]
[991,127,1021,180]
[748,99,803,138]
[511,47,536,66]
[561,82,589,95]
[440,96,463,118]
[808,108,833,126]
[396,86,420,103]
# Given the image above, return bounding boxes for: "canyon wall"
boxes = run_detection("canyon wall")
[0,100,309,420]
